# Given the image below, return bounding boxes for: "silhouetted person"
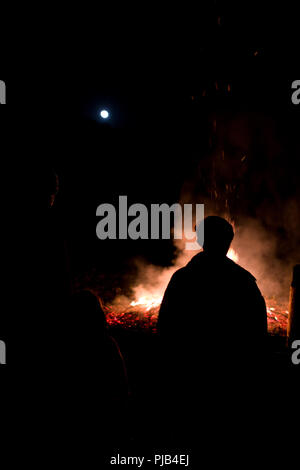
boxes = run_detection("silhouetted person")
[5,166,73,467]
[67,290,128,396]
[30,166,71,366]
[64,290,129,453]
[157,216,268,447]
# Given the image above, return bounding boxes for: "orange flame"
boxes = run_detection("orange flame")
[129,249,239,312]
[130,295,163,312]
[227,248,239,263]
[106,247,288,335]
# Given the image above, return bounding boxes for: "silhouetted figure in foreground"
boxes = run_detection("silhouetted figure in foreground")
[157,216,268,448]
[33,167,71,366]
[67,290,128,398]
[64,290,129,455]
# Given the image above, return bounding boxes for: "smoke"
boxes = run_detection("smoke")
[177,110,300,304]
[110,201,299,311]
[109,110,300,312]
[111,245,193,312]
[232,218,292,301]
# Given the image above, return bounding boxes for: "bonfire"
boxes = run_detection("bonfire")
[104,249,289,336]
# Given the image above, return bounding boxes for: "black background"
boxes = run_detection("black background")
[1,11,300,466]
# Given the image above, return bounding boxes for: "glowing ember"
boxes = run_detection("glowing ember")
[267,303,289,335]
[106,297,288,336]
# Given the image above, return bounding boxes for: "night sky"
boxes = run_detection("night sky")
[2,46,300,299]
[47,69,300,288]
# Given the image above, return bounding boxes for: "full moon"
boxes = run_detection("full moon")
[100,109,109,119]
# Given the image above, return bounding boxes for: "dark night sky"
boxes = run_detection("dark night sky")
[44,69,300,284]
[2,46,300,292]
[2,30,300,366]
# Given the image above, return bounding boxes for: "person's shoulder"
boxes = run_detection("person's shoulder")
[168,267,186,285]
[226,258,256,283]
[167,256,202,286]
[170,259,196,280]
[168,253,205,280]
[184,252,205,269]
[162,266,190,293]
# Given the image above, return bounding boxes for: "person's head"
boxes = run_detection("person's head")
[68,290,107,334]
[197,216,234,257]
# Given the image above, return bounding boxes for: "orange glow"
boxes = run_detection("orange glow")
[227,248,239,263]
[130,295,163,312]
[106,247,288,335]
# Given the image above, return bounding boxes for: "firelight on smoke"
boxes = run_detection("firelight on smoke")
[128,249,239,313]
[105,246,288,336]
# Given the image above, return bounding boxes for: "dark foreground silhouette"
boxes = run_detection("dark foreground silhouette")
[67,290,128,397]
[157,217,268,447]
[64,291,129,449]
